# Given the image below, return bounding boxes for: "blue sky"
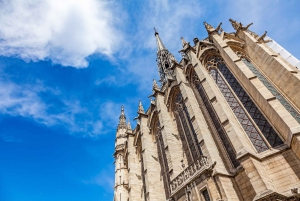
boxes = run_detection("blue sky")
[0,0,299,200]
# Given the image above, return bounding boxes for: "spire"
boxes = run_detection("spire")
[138,100,145,114]
[154,27,166,51]
[117,105,127,130]
[154,29,177,84]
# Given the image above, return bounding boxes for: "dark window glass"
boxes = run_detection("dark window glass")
[210,68,268,152]
[202,189,211,201]
[217,60,283,147]
[207,56,283,152]
[174,92,202,165]
[140,154,147,201]
[155,119,170,198]
[242,58,300,124]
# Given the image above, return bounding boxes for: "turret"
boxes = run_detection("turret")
[114,106,129,201]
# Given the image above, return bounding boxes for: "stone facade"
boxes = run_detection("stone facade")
[113,19,300,201]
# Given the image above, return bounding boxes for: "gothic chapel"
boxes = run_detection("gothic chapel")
[113,19,300,201]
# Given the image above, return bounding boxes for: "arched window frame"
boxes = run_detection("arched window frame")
[203,53,283,153]
[171,90,202,165]
[233,48,300,124]
[187,66,240,168]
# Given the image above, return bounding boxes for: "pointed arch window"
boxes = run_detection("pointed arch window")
[174,92,202,165]
[154,118,170,198]
[191,70,240,168]
[238,53,300,124]
[207,56,283,152]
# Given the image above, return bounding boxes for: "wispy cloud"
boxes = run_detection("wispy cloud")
[136,0,204,50]
[83,168,114,192]
[0,80,102,136]
[0,0,123,68]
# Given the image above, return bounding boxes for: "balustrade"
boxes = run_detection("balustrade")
[169,156,212,195]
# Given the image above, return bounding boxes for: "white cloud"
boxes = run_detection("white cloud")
[0,0,122,68]
[0,80,103,136]
[83,168,114,192]
[121,0,204,91]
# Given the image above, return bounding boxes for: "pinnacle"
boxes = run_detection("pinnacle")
[153,79,159,90]
[126,121,132,132]
[203,21,214,31]
[118,105,126,130]
[180,37,188,47]
[229,18,242,30]
[138,100,145,114]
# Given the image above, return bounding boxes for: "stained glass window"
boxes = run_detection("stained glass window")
[174,92,202,165]
[192,71,240,168]
[241,57,300,124]
[207,56,283,152]
[140,154,147,201]
[202,189,211,201]
[154,119,170,198]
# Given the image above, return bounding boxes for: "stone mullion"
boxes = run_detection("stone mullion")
[242,58,300,124]
[182,101,203,158]
[211,69,270,152]
[179,108,199,161]
[187,48,262,163]
[175,109,195,165]
[238,30,300,110]
[156,93,185,178]
[212,67,272,151]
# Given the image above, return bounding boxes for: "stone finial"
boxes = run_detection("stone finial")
[229,18,242,30]
[118,105,127,130]
[138,100,145,114]
[215,22,222,32]
[229,19,253,31]
[150,98,155,105]
[180,37,188,47]
[153,79,159,90]
[204,21,214,31]
[126,121,132,131]
[203,21,222,35]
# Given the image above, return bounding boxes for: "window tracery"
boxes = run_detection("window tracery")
[154,118,170,198]
[174,92,202,165]
[206,55,283,152]
[236,51,300,124]
[191,71,240,168]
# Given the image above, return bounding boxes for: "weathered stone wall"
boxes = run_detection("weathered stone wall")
[114,20,300,201]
